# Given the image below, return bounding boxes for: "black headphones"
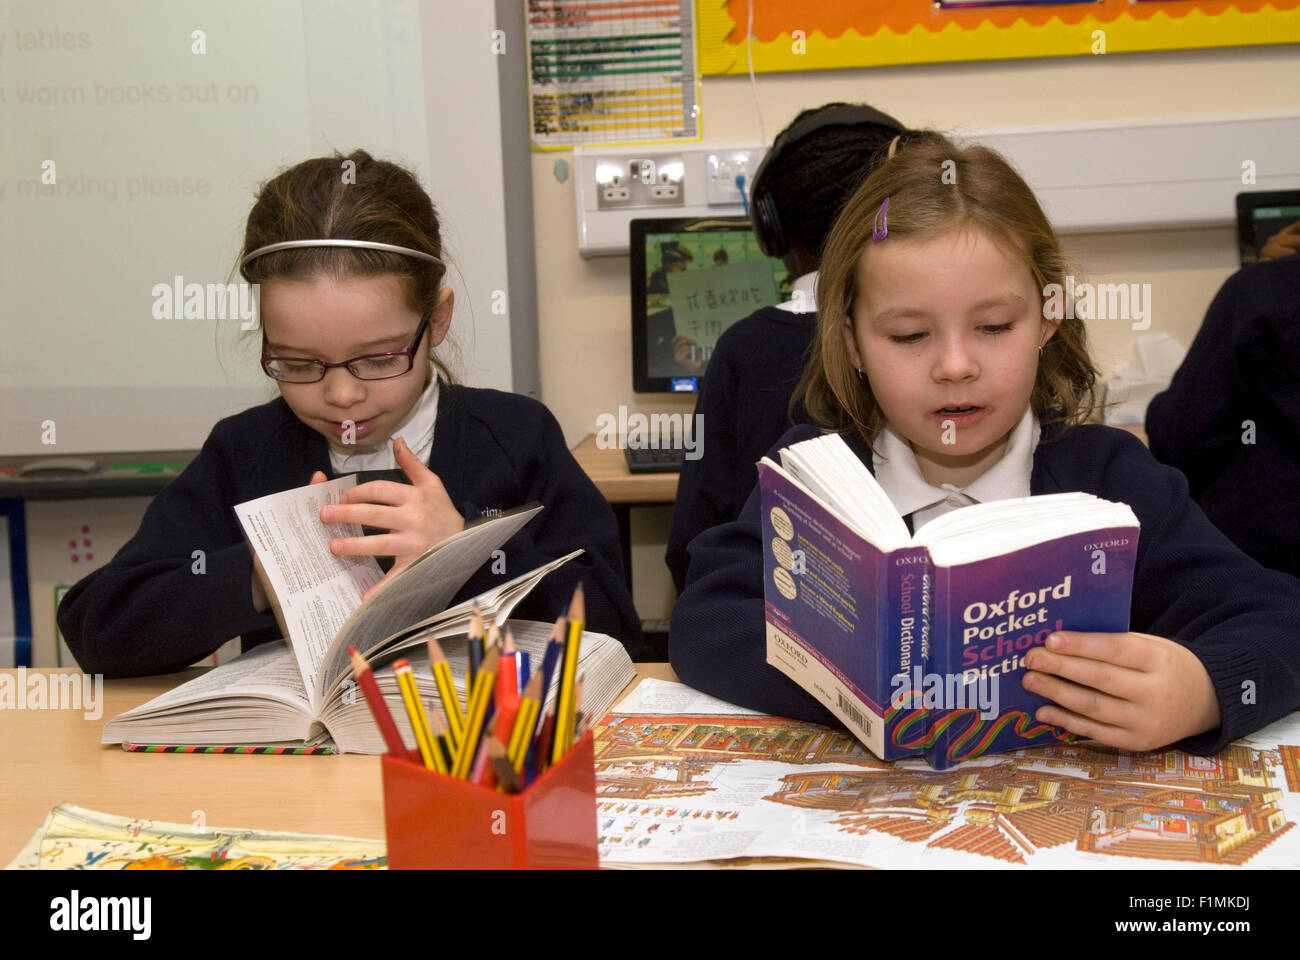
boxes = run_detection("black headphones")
[750,103,905,259]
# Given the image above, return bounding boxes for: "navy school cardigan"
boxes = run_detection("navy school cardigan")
[1146,255,1300,578]
[669,420,1300,756]
[59,384,646,677]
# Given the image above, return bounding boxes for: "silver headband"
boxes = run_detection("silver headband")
[240,239,445,270]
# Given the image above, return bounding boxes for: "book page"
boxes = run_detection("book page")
[314,506,542,702]
[319,549,583,704]
[101,642,311,744]
[235,476,381,703]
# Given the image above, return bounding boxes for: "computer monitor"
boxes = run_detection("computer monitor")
[630,217,795,393]
[1237,190,1300,265]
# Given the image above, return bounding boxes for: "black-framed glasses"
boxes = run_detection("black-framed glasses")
[261,310,431,383]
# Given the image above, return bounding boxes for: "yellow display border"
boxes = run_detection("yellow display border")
[698,1,1300,74]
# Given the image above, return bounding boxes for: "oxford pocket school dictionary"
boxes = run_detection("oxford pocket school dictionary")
[759,432,1139,770]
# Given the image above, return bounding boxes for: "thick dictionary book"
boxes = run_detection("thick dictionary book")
[759,433,1139,770]
[102,475,635,752]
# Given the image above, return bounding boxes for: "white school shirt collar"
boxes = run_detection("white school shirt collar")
[328,374,440,473]
[870,408,1039,527]
[775,271,818,314]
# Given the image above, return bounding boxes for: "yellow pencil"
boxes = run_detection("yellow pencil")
[426,704,451,775]
[552,583,585,765]
[507,671,543,772]
[426,636,465,752]
[393,658,439,772]
[453,666,497,780]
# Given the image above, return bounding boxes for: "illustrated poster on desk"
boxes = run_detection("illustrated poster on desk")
[594,680,1300,870]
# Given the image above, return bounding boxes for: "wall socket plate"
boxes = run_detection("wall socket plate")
[575,142,767,257]
[595,155,686,209]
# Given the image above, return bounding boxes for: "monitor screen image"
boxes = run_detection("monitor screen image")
[630,218,795,392]
[1236,190,1300,265]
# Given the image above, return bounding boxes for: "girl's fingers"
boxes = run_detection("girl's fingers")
[1040,630,1159,672]
[309,470,328,484]
[329,533,403,557]
[394,437,438,484]
[1021,669,1134,728]
[340,480,413,507]
[1031,702,1141,751]
[1022,643,1143,701]
[321,502,397,528]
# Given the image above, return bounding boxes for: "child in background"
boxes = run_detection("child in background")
[666,103,906,594]
[1146,245,1300,579]
[670,134,1300,755]
[60,149,643,676]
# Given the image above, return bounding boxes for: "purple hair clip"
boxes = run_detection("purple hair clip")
[872,196,890,242]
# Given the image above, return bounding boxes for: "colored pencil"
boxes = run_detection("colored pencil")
[453,666,496,779]
[517,650,530,691]
[470,729,494,786]
[484,623,503,717]
[552,583,585,764]
[498,629,519,701]
[468,604,485,687]
[524,613,567,784]
[123,742,334,755]
[536,707,557,776]
[347,645,406,758]
[426,636,465,751]
[426,706,451,774]
[571,675,585,749]
[393,658,440,772]
[508,670,543,773]
[487,736,523,793]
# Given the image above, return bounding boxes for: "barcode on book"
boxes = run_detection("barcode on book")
[836,691,872,737]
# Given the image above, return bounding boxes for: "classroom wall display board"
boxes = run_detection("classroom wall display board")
[696,0,1300,74]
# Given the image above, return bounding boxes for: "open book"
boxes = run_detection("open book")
[759,433,1139,770]
[102,475,635,752]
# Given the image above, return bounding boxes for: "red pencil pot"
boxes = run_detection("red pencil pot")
[381,731,598,869]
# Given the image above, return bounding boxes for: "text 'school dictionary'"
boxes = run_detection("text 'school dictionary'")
[759,433,1139,770]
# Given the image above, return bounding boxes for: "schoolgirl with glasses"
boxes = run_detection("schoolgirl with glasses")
[61,150,643,675]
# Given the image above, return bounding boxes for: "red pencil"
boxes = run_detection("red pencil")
[347,645,407,758]
[535,708,557,775]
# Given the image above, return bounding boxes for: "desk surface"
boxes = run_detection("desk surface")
[0,664,678,863]
[570,433,679,504]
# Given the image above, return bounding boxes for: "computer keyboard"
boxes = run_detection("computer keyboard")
[624,446,686,473]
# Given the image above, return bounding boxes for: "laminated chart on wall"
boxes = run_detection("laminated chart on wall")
[526,0,701,149]
[696,0,1300,74]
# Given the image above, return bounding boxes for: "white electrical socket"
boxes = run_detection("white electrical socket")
[707,151,755,206]
[575,142,766,255]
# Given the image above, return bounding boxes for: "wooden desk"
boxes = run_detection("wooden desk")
[0,665,678,864]
[569,433,680,505]
[570,433,679,620]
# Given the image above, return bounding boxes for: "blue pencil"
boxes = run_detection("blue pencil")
[524,615,566,785]
[517,650,530,691]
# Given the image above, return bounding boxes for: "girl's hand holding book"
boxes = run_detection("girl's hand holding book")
[311,437,465,601]
[1021,630,1222,752]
